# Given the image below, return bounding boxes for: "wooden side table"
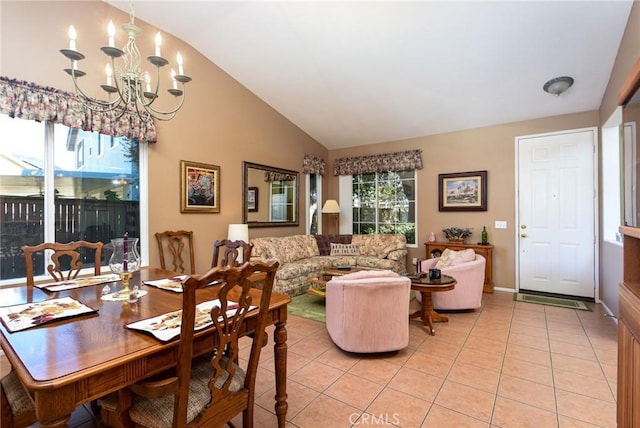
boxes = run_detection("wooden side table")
[409,274,456,335]
[424,242,494,293]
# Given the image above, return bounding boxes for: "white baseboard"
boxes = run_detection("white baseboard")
[494,287,516,293]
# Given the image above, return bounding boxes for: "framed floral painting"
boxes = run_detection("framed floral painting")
[180,160,220,213]
[438,170,487,211]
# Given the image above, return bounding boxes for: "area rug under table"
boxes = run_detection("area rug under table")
[513,292,592,311]
[287,293,326,323]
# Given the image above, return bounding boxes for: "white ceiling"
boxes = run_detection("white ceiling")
[108,1,634,150]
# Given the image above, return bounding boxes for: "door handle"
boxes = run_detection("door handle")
[520,233,528,238]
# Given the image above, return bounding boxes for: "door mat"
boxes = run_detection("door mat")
[513,293,592,311]
[287,293,326,323]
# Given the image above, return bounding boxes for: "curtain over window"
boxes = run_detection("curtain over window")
[0,76,157,142]
[302,153,326,175]
[333,149,423,175]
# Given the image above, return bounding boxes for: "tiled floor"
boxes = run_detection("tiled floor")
[5,290,618,427]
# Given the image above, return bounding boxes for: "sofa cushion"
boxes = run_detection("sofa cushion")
[330,243,360,256]
[314,234,352,256]
[352,234,407,258]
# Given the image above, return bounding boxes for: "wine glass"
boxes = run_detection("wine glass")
[109,236,141,295]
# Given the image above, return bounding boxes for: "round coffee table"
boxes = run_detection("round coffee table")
[409,274,457,335]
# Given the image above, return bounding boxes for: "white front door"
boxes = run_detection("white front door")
[516,128,596,298]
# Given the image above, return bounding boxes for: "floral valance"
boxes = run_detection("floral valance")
[333,149,423,175]
[0,76,157,142]
[302,154,326,175]
[264,172,296,182]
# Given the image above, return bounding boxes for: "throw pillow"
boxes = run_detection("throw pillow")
[314,234,352,256]
[435,248,458,269]
[450,248,476,266]
[330,243,360,256]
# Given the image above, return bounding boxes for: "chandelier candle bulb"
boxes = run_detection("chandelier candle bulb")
[154,32,162,57]
[68,26,76,51]
[107,21,115,47]
[105,63,112,86]
[177,52,184,75]
[171,69,177,89]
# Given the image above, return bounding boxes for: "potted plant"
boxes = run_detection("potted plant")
[442,227,472,243]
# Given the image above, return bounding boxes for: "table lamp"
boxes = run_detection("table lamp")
[227,223,249,262]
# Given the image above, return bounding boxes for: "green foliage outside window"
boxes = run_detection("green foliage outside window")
[352,170,416,245]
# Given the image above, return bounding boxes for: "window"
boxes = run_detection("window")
[270,180,295,221]
[0,114,144,284]
[306,174,321,234]
[602,107,623,243]
[352,169,416,245]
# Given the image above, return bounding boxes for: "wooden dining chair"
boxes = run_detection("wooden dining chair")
[211,239,254,268]
[1,370,36,428]
[21,241,104,287]
[155,230,196,274]
[110,260,279,428]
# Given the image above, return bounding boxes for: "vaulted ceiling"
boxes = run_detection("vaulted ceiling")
[108,1,634,149]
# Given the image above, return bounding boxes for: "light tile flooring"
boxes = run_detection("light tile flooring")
[5,291,618,427]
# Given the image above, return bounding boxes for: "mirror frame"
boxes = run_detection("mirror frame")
[242,161,299,228]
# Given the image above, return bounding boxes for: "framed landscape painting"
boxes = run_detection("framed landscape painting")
[438,170,487,211]
[181,160,220,213]
[247,187,258,212]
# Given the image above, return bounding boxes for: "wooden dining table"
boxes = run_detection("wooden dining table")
[0,268,291,428]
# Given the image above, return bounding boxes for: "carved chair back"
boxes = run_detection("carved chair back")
[211,239,253,268]
[125,260,278,427]
[21,241,103,287]
[155,230,196,274]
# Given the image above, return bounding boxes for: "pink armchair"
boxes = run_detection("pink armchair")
[418,254,486,310]
[326,270,411,353]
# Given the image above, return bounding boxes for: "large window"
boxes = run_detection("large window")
[0,115,144,284]
[352,169,416,245]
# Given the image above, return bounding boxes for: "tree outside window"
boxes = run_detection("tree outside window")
[352,169,416,245]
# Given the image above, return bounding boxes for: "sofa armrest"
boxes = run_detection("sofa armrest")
[440,255,485,275]
[387,249,407,261]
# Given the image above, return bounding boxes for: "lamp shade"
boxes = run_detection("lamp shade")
[322,200,341,214]
[227,223,249,242]
[227,223,249,263]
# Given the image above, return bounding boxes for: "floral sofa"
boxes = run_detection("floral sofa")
[250,234,408,296]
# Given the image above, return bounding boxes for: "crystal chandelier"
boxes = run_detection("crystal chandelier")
[60,3,191,121]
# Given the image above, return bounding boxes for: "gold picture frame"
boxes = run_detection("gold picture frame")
[180,160,220,213]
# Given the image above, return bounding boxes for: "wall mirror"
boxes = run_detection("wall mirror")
[242,161,299,227]
[620,58,640,227]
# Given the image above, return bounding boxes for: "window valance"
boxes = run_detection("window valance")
[333,149,423,175]
[0,76,157,143]
[264,172,296,182]
[302,154,326,175]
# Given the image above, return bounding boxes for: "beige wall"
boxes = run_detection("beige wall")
[327,111,598,289]
[1,1,327,272]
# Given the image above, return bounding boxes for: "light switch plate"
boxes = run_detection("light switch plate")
[495,221,507,229]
